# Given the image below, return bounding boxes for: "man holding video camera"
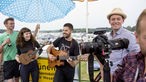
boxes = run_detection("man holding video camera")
[97,8,140,80]
[112,8,146,82]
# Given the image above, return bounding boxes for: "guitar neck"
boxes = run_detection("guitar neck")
[30,50,38,55]
[29,45,44,56]
[58,56,77,60]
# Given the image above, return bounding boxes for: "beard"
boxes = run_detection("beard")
[63,33,71,38]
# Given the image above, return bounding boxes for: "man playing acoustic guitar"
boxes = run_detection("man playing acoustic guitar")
[48,23,80,82]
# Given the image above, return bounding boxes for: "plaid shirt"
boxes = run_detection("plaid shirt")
[112,52,146,82]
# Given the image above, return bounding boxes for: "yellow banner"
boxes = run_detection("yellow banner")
[37,58,56,82]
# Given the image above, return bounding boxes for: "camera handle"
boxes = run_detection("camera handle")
[88,52,112,82]
[88,47,113,82]
[94,50,113,82]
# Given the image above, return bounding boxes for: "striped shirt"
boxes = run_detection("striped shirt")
[113,52,146,82]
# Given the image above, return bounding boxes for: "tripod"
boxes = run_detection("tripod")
[88,52,112,82]
[103,58,111,82]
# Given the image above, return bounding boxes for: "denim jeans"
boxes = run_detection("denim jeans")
[20,60,39,82]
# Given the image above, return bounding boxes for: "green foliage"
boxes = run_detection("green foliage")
[124,26,136,32]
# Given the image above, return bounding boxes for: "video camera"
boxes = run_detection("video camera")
[80,28,129,64]
[80,28,129,82]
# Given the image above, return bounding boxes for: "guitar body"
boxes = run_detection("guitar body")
[18,50,36,65]
[48,48,67,68]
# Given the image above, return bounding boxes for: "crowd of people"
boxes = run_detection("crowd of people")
[0,8,146,82]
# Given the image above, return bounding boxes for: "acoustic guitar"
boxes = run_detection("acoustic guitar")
[18,24,43,65]
[48,47,88,68]
[18,45,44,65]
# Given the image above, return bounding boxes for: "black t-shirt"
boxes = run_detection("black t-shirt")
[17,40,42,55]
[16,40,42,71]
[53,37,79,68]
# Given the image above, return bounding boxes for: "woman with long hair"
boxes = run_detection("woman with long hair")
[15,27,42,82]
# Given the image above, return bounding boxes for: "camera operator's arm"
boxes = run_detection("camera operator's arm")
[47,44,57,61]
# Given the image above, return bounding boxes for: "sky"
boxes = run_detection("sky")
[0,0,146,31]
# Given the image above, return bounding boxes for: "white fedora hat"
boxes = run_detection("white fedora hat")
[107,8,127,19]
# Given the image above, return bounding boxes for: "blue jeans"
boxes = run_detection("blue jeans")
[20,60,39,82]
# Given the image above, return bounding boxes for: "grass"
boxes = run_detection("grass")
[79,61,103,82]
[20,61,102,82]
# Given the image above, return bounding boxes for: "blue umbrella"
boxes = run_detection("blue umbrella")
[0,0,75,23]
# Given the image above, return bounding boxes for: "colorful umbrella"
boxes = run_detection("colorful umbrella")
[0,0,75,23]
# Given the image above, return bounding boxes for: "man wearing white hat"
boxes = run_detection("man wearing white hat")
[97,8,140,79]
[113,8,146,82]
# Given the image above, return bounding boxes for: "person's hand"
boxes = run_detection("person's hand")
[48,54,56,61]
[0,45,3,53]
[4,38,11,45]
[67,58,75,67]
[35,54,39,59]
[79,54,89,61]
[15,55,20,63]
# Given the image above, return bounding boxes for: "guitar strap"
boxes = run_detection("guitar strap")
[64,37,73,56]
[68,39,73,55]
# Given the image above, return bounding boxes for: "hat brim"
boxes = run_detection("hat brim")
[107,13,127,19]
